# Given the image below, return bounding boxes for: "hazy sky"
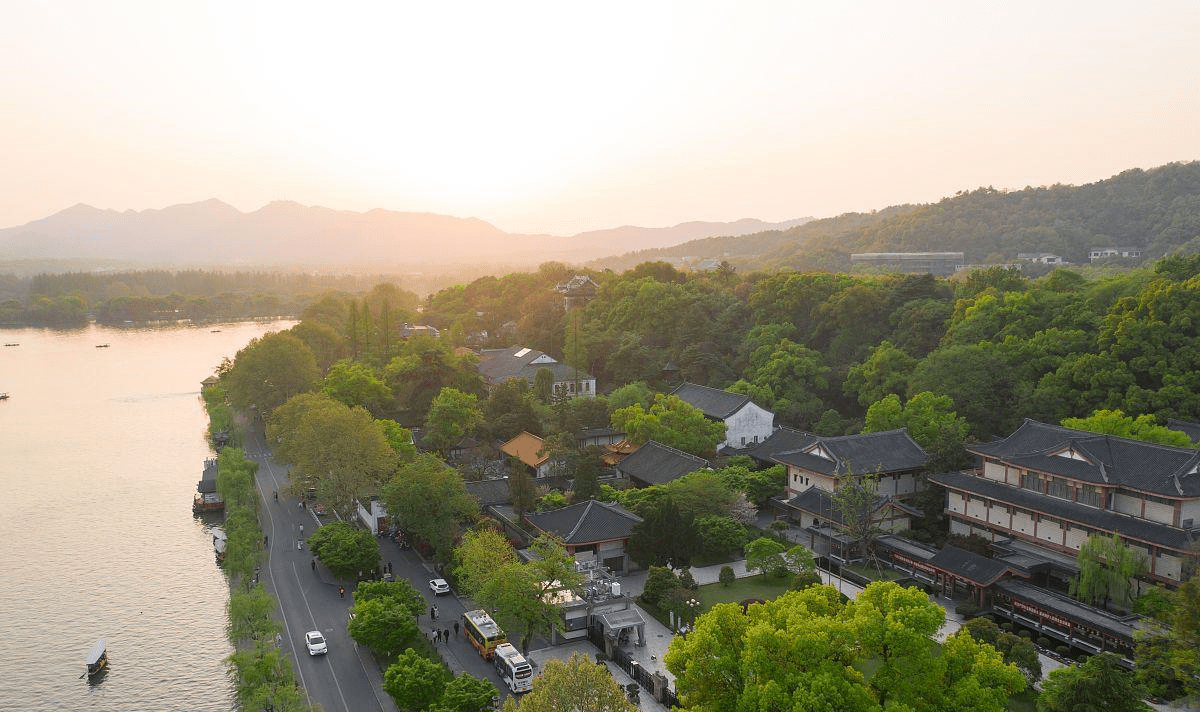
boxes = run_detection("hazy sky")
[2,1,1197,235]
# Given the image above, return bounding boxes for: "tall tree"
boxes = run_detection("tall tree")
[1071,533,1147,610]
[381,454,478,561]
[423,387,484,453]
[831,471,884,564]
[224,331,320,416]
[308,521,381,580]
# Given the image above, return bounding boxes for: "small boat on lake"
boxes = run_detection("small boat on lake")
[95,344,110,348]
[86,638,108,677]
[0,392,9,400]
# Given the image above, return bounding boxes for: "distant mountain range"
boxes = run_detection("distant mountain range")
[0,200,810,271]
[4,161,1197,276]
[591,161,1200,273]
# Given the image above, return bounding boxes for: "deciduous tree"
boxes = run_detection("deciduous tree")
[382,454,478,561]
[308,521,380,580]
[1037,653,1151,712]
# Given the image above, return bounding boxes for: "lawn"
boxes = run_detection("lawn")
[694,573,795,611]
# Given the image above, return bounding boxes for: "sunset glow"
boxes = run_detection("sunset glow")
[3,1,1197,234]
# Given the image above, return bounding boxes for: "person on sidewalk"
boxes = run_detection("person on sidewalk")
[453,621,459,637]
[339,585,345,598]
[311,559,316,571]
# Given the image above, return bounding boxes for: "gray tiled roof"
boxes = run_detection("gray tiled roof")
[777,487,897,525]
[772,429,928,476]
[477,345,593,386]
[615,441,709,487]
[928,545,1012,586]
[743,427,816,465]
[931,471,1195,551]
[1168,419,1200,445]
[670,382,752,419]
[524,500,643,545]
[994,578,1139,645]
[970,419,1200,498]
[464,478,511,507]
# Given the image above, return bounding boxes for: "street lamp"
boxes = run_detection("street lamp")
[686,598,700,634]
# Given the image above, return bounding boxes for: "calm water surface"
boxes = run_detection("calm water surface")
[0,321,293,711]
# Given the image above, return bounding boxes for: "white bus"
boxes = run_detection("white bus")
[493,642,533,693]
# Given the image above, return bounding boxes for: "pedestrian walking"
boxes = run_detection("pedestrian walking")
[387,561,392,574]
[298,500,302,509]
[274,491,278,501]
[453,621,459,637]
[263,535,268,547]
[442,628,449,643]
[433,604,439,620]
[339,585,345,598]
[311,558,316,571]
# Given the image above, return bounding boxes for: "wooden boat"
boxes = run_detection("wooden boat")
[86,638,108,677]
[96,344,110,348]
[0,392,8,400]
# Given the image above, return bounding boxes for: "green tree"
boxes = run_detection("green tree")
[610,393,725,456]
[666,582,1024,712]
[453,528,518,597]
[424,387,485,454]
[460,535,584,653]
[308,521,381,580]
[227,584,280,644]
[375,418,417,460]
[224,331,320,416]
[864,390,970,471]
[267,393,397,514]
[432,674,499,712]
[1062,409,1193,447]
[693,514,746,560]
[1037,653,1151,712]
[384,648,450,711]
[1071,533,1147,610]
[382,454,478,561]
[744,537,789,577]
[320,358,392,415]
[499,652,636,712]
[845,340,919,407]
[384,335,485,422]
[627,496,698,569]
[353,579,426,617]
[348,597,421,658]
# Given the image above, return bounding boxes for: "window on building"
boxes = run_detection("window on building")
[1078,485,1101,508]
[1048,477,1071,500]
[1023,473,1044,493]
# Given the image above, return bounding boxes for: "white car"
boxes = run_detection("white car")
[305,630,328,656]
[429,578,450,595]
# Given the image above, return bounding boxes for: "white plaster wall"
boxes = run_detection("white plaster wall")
[1156,553,1183,581]
[1035,519,1064,545]
[1143,499,1175,525]
[1179,499,1200,526]
[987,503,1009,526]
[966,497,988,521]
[949,519,972,537]
[1112,493,1142,517]
[984,461,1007,482]
[947,492,965,515]
[1064,525,1088,551]
[725,402,775,449]
[1012,511,1035,536]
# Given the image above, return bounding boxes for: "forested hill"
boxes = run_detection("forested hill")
[590,161,1200,273]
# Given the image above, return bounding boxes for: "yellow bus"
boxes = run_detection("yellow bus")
[462,609,506,660]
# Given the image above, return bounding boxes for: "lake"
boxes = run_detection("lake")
[0,321,292,711]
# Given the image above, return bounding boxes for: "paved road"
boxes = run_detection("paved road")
[242,422,515,710]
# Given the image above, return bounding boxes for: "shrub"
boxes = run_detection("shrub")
[955,602,981,617]
[1000,622,1013,632]
[1037,636,1053,649]
[1055,645,1070,656]
[678,569,698,591]
[1018,630,1031,639]
[640,566,680,607]
[791,570,822,590]
[718,565,736,587]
